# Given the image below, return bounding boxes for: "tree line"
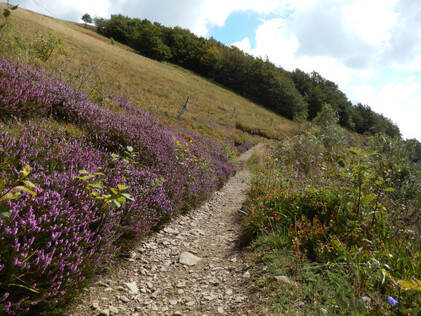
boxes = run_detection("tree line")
[93,14,400,138]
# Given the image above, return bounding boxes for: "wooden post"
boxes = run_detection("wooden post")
[176,96,190,120]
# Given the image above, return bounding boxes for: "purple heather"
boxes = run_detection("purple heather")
[0,58,234,314]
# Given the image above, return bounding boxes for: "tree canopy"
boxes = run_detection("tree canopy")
[81,13,93,27]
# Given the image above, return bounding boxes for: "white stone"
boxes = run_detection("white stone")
[210,279,219,286]
[120,295,130,303]
[108,306,119,314]
[362,296,371,308]
[91,302,99,310]
[234,296,245,303]
[179,252,202,266]
[99,309,109,316]
[203,295,215,301]
[163,227,179,234]
[124,281,140,295]
[274,275,298,287]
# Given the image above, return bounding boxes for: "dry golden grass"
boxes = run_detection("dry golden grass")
[2,3,297,145]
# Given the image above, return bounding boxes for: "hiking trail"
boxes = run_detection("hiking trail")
[70,144,265,316]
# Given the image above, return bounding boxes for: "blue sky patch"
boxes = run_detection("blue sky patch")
[207,11,266,48]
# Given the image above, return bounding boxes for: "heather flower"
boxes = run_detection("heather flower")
[0,57,234,314]
[2,292,9,301]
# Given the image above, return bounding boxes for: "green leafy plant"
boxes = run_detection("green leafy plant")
[174,138,209,171]
[111,145,139,165]
[382,270,421,292]
[0,17,27,58]
[30,32,68,62]
[0,12,67,62]
[0,165,39,218]
[76,169,134,210]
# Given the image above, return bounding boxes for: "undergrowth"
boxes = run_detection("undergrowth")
[242,104,421,315]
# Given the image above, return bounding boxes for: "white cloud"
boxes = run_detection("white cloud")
[346,79,421,140]
[18,0,109,21]
[250,18,298,68]
[291,0,376,69]
[377,78,420,113]
[231,38,252,53]
[296,56,356,87]
[345,85,376,105]
[241,17,355,87]
[60,0,111,17]
[357,69,376,80]
[342,0,399,47]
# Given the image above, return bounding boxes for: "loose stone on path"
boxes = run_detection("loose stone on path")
[179,252,202,266]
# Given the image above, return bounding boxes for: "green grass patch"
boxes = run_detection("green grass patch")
[247,153,260,175]
[248,234,366,315]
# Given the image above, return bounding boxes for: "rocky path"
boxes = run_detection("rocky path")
[70,144,265,316]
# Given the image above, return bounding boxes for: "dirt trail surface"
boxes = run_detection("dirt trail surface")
[70,144,265,316]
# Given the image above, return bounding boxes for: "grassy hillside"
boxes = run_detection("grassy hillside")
[1,3,295,146]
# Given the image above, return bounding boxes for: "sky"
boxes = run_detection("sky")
[14,0,421,141]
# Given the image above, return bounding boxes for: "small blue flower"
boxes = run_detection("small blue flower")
[387,296,398,306]
[414,278,419,285]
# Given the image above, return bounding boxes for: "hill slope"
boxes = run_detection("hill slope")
[2,3,294,146]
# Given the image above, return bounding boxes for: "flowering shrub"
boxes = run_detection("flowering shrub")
[0,58,234,314]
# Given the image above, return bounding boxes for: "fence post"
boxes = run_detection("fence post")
[176,96,190,120]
